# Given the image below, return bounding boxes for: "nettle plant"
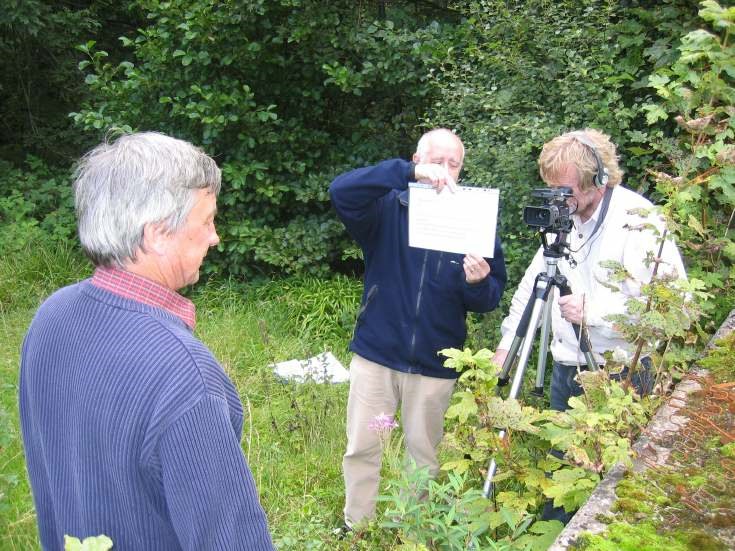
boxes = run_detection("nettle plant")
[435,350,651,548]
[376,196,701,549]
[642,0,735,331]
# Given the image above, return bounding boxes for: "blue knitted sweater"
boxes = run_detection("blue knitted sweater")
[19,280,274,550]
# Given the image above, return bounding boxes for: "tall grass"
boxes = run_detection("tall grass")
[0,308,40,550]
[0,230,91,314]
[0,233,366,549]
[191,277,358,541]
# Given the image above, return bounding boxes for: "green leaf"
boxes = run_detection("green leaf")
[64,534,113,551]
[642,104,668,124]
[441,458,472,474]
[722,241,735,261]
[545,467,599,511]
[648,73,671,89]
[710,168,735,206]
[687,214,706,237]
[514,520,565,550]
[445,391,477,423]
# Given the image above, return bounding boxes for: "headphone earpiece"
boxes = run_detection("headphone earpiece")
[569,132,608,189]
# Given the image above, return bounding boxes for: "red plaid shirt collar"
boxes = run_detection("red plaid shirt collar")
[91,266,196,329]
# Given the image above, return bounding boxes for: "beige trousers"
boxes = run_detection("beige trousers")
[342,354,456,527]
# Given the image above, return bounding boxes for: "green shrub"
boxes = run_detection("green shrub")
[253,275,362,343]
[428,0,702,289]
[643,0,735,330]
[0,227,90,312]
[70,1,462,278]
[0,157,76,247]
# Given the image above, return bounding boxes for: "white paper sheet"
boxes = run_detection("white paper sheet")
[408,183,499,257]
[271,351,349,383]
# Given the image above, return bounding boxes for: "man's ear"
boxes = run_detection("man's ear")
[141,222,170,256]
[412,152,421,164]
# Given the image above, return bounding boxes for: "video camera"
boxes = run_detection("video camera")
[522,187,574,233]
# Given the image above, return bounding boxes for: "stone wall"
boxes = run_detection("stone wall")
[549,308,735,550]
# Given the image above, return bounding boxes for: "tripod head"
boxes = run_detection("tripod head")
[538,223,573,260]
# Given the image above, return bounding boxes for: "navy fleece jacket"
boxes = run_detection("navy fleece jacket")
[330,158,507,379]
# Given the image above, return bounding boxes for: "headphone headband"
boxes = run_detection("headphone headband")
[568,131,609,188]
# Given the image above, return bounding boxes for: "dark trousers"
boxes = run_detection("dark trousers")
[541,357,653,523]
[549,357,654,412]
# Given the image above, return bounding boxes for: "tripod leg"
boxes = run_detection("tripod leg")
[497,335,522,387]
[481,428,505,498]
[533,298,554,396]
[498,274,545,386]
[483,295,548,498]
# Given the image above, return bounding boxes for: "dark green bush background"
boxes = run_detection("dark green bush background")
[2,0,730,322]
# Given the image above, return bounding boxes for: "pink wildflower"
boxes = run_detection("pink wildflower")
[368,412,399,433]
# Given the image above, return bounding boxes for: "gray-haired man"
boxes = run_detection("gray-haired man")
[19,132,274,550]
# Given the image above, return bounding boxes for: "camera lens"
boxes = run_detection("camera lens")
[532,210,549,225]
[523,206,555,228]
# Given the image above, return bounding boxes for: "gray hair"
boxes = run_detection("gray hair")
[73,131,221,267]
[415,128,465,161]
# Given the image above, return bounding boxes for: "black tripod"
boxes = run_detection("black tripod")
[482,227,598,498]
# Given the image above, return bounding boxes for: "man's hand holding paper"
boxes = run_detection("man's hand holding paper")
[463,253,491,283]
[414,162,458,194]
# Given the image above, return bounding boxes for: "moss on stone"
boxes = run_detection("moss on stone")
[574,335,735,550]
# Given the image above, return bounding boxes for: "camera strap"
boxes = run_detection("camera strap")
[569,186,613,268]
[584,185,613,245]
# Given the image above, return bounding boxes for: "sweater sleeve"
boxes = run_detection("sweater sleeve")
[159,395,274,551]
[329,158,414,248]
[462,235,508,313]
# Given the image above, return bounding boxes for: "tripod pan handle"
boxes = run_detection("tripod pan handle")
[558,283,592,354]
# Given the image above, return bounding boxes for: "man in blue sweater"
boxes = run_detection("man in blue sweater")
[329,128,507,528]
[19,132,274,550]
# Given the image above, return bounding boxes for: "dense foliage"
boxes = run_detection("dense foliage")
[70,0,460,278]
[429,0,704,286]
[0,0,138,163]
[644,0,735,329]
[1,2,733,547]
[4,1,724,292]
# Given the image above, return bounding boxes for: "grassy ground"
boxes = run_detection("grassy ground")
[1,307,40,550]
[0,237,368,549]
[0,236,553,550]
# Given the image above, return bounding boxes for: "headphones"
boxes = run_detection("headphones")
[568,131,609,189]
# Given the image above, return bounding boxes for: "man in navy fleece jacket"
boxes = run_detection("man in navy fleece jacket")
[19,132,274,550]
[330,128,507,528]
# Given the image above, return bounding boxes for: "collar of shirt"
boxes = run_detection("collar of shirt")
[572,190,607,231]
[91,266,196,329]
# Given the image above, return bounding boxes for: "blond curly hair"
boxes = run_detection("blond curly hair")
[538,128,623,191]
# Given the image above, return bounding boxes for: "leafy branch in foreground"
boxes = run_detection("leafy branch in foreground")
[372,347,651,550]
[643,0,735,332]
[64,534,112,551]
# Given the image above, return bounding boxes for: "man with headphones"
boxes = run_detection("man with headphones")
[492,128,686,521]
